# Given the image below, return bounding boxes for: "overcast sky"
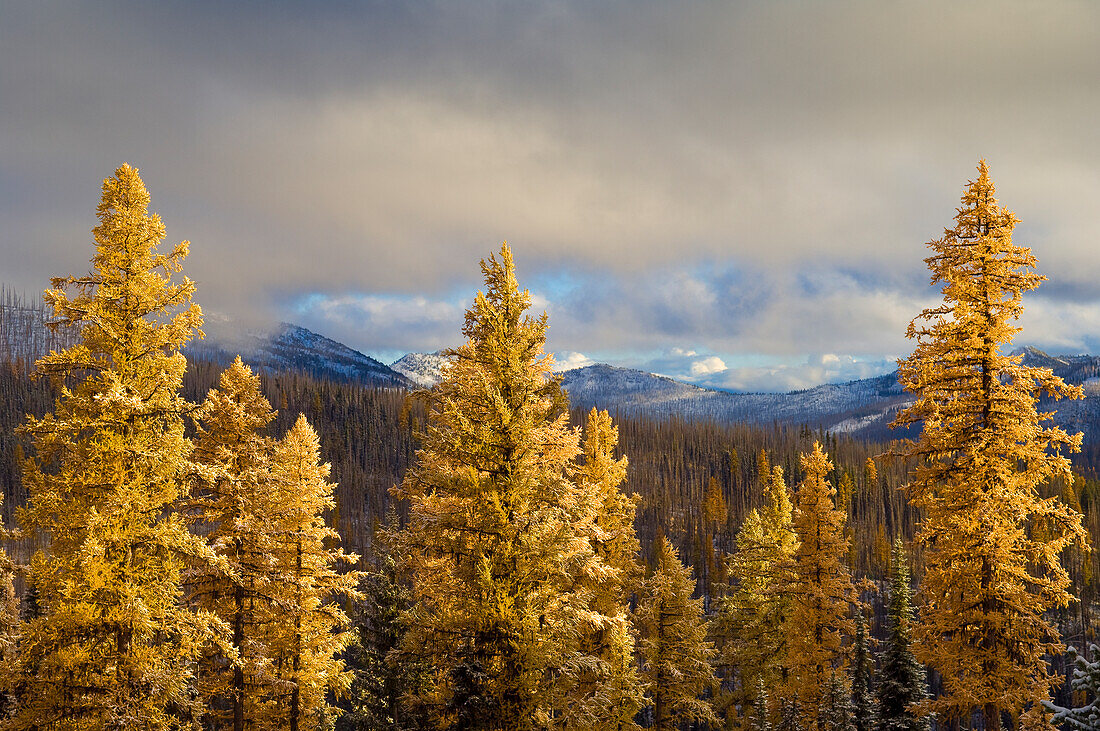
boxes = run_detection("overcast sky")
[4,1,1100,391]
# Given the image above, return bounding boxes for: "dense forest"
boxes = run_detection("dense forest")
[6,338,1100,616]
[2,163,1100,731]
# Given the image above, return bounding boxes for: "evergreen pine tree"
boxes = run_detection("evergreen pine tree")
[821,672,856,731]
[784,443,856,719]
[9,164,214,730]
[892,160,1086,729]
[851,613,876,731]
[335,538,430,731]
[637,536,718,731]
[392,244,616,730]
[1042,644,1100,731]
[875,540,928,731]
[714,465,796,708]
[778,695,804,731]
[753,679,773,731]
[269,415,361,731]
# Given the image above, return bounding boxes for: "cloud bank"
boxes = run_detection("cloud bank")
[3,2,1100,389]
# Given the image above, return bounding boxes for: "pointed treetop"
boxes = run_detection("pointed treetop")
[801,442,834,488]
[286,412,323,450]
[464,241,539,344]
[38,162,202,379]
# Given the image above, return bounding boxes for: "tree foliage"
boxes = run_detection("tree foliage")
[335,537,430,731]
[784,443,857,717]
[1043,644,1100,731]
[0,491,17,719]
[893,160,1088,729]
[8,164,214,730]
[714,464,797,707]
[392,244,629,730]
[851,613,876,731]
[558,408,646,730]
[187,357,281,730]
[637,536,718,731]
[268,415,361,730]
[876,539,927,731]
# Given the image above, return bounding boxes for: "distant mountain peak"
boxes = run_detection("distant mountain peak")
[391,350,454,388]
[1010,345,1071,369]
[188,321,412,388]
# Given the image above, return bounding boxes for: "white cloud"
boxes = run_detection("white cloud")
[553,351,594,371]
[291,292,463,352]
[529,292,551,310]
[8,2,1100,389]
[712,354,899,393]
[690,356,727,376]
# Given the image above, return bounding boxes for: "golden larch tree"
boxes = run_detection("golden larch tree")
[268,415,360,731]
[702,475,730,603]
[783,443,857,721]
[10,164,214,730]
[892,160,1087,730]
[556,407,646,730]
[186,356,281,731]
[0,491,17,712]
[392,244,613,730]
[637,536,718,731]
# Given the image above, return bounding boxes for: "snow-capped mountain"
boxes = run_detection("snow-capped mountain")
[561,347,1100,444]
[10,288,1097,442]
[390,350,453,388]
[188,322,413,388]
[561,364,910,438]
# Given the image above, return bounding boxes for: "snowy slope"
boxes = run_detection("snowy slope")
[561,348,1100,443]
[189,323,413,388]
[390,350,452,388]
[561,364,909,434]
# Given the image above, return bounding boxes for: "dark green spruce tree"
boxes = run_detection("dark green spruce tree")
[753,679,773,731]
[822,673,855,731]
[876,539,928,731]
[1043,644,1100,730]
[778,695,803,731]
[335,537,430,731]
[851,613,876,731]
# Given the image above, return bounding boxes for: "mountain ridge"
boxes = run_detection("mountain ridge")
[188,322,413,389]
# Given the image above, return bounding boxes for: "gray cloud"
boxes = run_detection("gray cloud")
[3,1,1100,386]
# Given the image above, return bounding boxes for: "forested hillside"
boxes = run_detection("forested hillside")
[4,305,1100,619]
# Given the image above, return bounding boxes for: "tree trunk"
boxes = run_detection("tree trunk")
[234,582,245,731]
[984,703,1000,731]
[290,535,302,731]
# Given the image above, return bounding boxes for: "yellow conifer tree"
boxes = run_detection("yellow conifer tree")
[637,536,719,731]
[10,164,213,729]
[579,409,643,607]
[269,415,361,731]
[557,408,646,730]
[392,244,613,730]
[783,443,856,722]
[0,491,17,711]
[892,161,1087,730]
[863,458,877,490]
[187,357,281,731]
[702,475,730,604]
